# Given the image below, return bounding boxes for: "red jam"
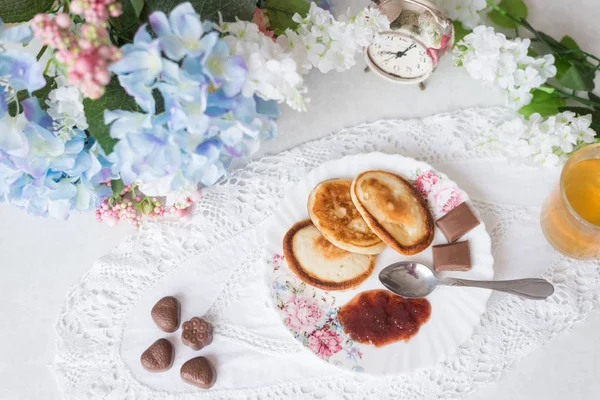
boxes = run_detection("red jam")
[338,290,431,347]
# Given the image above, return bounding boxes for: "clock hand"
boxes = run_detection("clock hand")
[394,43,417,58]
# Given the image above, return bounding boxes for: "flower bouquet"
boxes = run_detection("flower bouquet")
[0,0,389,225]
[435,0,599,165]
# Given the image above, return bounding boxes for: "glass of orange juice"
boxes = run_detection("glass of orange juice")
[541,143,600,259]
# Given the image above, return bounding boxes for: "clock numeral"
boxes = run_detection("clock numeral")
[393,65,400,73]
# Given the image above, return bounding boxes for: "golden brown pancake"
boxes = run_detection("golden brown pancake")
[350,170,434,255]
[282,220,377,291]
[307,179,386,254]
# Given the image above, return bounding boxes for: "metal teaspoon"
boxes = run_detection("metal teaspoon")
[379,262,554,300]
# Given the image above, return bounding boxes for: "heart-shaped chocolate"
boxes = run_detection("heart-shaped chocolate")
[140,338,174,372]
[151,296,180,333]
[180,356,216,389]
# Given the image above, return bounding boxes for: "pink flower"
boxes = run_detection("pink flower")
[251,8,274,39]
[32,14,121,99]
[307,326,343,358]
[413,170,439,196]
[284,295,323,334]
[431,181,465,214]
[71,0,123,26]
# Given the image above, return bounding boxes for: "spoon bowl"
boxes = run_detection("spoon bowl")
[380,261,554,300]
[379,262,437,298]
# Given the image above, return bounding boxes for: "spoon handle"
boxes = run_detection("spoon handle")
[440,277,554,300]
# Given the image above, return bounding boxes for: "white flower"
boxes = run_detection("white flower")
[434,0,487,29]
[46,77,88,139]
[222,20,307,111]
[351,7,391,47]
[281,4,387,75]
[454,26,556,109]
[477,112,597,166]
[514,66,543,89]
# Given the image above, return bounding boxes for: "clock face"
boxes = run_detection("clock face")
[367,33,433,80]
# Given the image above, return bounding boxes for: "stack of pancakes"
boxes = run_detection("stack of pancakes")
[283,171,434,291]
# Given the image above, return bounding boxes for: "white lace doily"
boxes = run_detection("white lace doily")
[52,107,600,399]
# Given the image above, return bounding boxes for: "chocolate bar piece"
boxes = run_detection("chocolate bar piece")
[435,202,480,242]
[432,241,471,272]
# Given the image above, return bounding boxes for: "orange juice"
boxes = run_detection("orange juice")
[541,144,600,260]
[563,159,600,226]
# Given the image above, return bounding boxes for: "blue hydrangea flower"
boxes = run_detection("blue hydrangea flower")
[105,3,280,196]
[149,2,218,61]
[183,39,247,97]
[0,98,113,219]
[109,24,164,113]
[0,19,43,93]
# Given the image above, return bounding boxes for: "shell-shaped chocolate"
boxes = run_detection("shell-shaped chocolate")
[181,317,213,351]
[140,338,174,372]
[180,356,216,389]
[151,296,180,333]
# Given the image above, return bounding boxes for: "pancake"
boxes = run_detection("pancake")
[351,170,434,255]
[282,220,377,291]
[308,179,386,255]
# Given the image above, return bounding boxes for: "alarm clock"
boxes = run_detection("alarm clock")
[366,0,454,84]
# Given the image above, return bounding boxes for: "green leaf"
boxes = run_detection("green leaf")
[111,179,124,197]
[560,35,584,60]
[559,61,595,91]
[264,0,310,32]
[537,31,562,49]
[0,0,53,23]
[488,0,528,29]
[145,0,255,23]
[110,0,141,43]
[554,55,571,80]
[130,0,145,18]
[518,90,566,118]
[83,78,143,154]
[452,21,471,45]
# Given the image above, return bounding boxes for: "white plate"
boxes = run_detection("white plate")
[264,152,493,375]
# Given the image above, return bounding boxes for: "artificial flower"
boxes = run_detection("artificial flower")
[46,78,89,139]
[433,0,487,29]
[0,98,112,218]
[477,112,596,166]
[220,19,306,110]
[454,26,556,109]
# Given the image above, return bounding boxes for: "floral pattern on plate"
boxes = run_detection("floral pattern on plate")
[268,254,365,371]
[411,168,468,217]
[267,168,469,372]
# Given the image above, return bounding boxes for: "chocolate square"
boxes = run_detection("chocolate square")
[435,202,480,242]
[432,241,471,272]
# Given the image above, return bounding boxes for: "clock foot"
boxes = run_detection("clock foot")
[364,66,371,73]
[419,82,426,91]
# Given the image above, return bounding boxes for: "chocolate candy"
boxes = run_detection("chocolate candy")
[435,202,480,242]
[180,356,217,389]
[151,296,180,333]
[140,338,174,372]
[181,317,213,351]
[432,241,471,271]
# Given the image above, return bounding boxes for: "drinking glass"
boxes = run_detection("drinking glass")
[540,143,600,260]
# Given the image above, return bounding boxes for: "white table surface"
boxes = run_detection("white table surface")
[1,1,599,399]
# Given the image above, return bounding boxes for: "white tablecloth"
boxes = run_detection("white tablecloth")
[1,1,600,399]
